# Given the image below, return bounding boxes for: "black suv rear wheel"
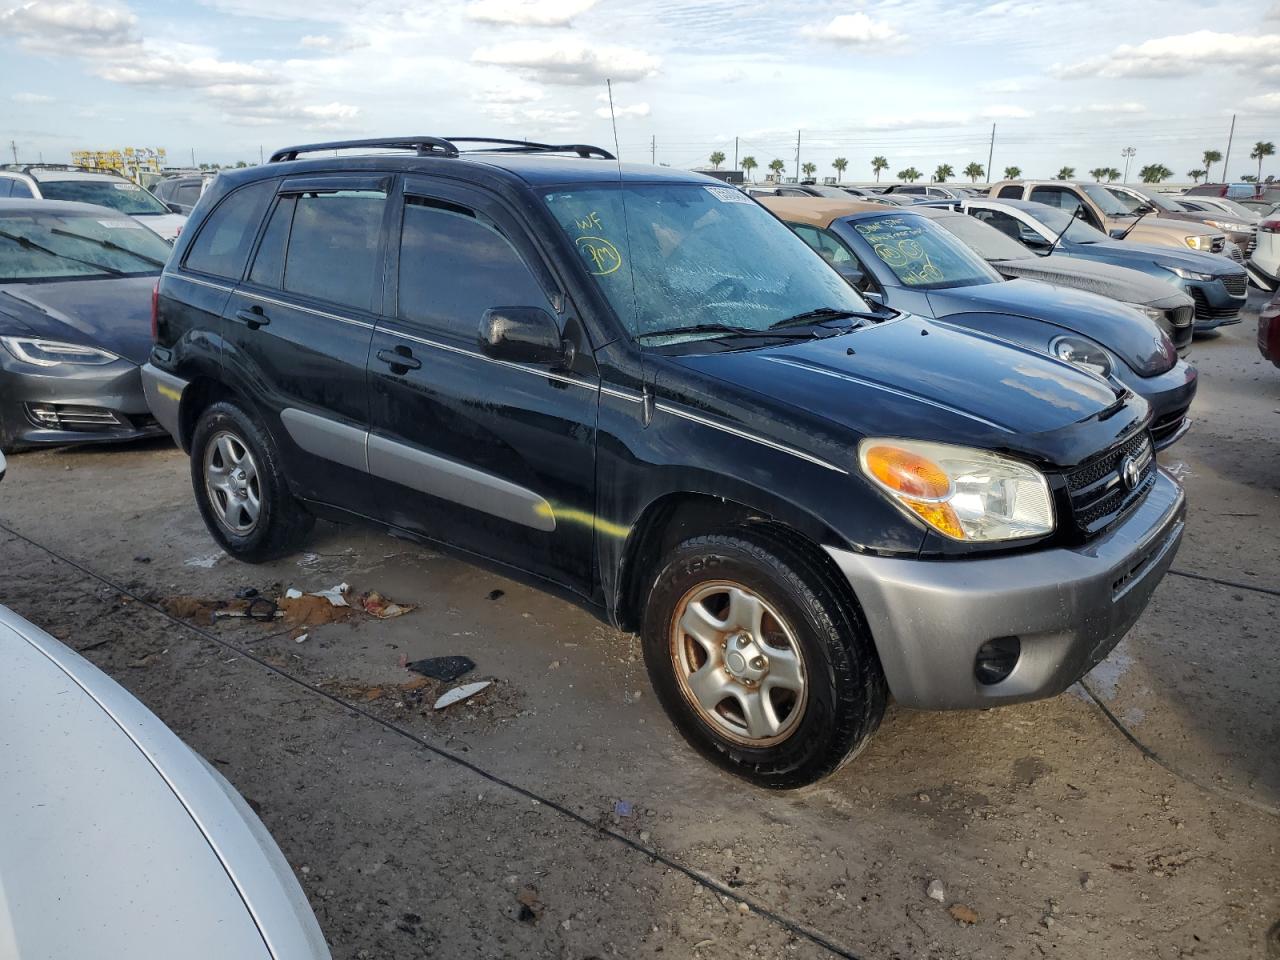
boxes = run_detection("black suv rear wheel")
[642,528,887,788]
[190,401,313,562]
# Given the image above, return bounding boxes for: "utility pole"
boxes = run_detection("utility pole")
[1222,114,1236,182]
[9,140,17,163]
[191,147,196,168]
[986,123,995,185]
[650,134,655,165]
[259,144,264,165]
[733,136,738,173]
[794,129,801,181]
[1121,146,1136,184]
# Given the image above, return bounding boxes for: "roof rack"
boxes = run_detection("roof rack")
[0,162,107,175]
[268,136,616,164]
[269,137,460,163]
[443,138,615,160]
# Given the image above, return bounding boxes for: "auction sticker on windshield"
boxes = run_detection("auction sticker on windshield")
[112,183,142,191]
[98,219,143,229]
[705,186,752,204]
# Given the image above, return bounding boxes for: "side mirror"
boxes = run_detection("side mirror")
[1023,233,1052,249]
[1136,203,1156,214]
[166,202,184,214]
[479,307,571,368]
[862,290,885,306]
[1109,227,1128,239]
[834,262,866,288]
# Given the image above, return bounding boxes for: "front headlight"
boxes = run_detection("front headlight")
[1163,264,1215,282]
[1050,335,1113,377]
[858,439,1055,542]
[0,336,120,367]
[1137,305,1167,325]
[1185,235,1212,251]
[1204,219,1251,233]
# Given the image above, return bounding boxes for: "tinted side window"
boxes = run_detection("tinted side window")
[0,180,11,199]
[1029,186,1078,214]
[248,195,296,289]
[972,208,1025,241]
[789,223,855,265]
[176,183,202,206]
[183,180,275,279]
[398,197,549,338]
[282,190,386,312]
[997,185,1022,199]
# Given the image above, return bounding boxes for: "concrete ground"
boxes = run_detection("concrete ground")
[1,296,1277,960]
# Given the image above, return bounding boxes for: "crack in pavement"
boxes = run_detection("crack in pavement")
[0,519,866,960]
[1169,568,1280,599]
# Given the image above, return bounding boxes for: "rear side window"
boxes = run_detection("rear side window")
[997,185,1022,199]
[1029,186,1079,213]
[247,195,296,289]
[281,190,386,311]
[176,183,202,206]
[183,180,275,279]
[790,223,856,266]
[397,197,549,337]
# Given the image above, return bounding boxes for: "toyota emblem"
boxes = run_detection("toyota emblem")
[1120,455,1141,491]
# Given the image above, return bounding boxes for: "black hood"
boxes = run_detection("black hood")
[0,275,154,365]
[666,314,1145,470]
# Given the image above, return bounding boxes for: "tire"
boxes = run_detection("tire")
[190,400,314,563]
[642,527,887,788]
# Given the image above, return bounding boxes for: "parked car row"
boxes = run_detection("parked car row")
[0,164,187,241]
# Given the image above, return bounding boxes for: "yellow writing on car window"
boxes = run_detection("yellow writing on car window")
[576,235,622,275]
[574,210,603,232]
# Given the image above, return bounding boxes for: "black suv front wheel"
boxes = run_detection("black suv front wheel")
[643,529,887,788]
[190,401,314,562]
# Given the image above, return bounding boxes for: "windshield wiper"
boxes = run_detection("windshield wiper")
[770,307,870,329]
[0,229,127,276]
[637,323,819,343]
[50,228,166,268]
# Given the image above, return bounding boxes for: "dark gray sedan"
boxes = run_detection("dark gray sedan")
[0,198,170,450]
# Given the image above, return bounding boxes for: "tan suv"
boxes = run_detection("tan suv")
[990,180,1224,255]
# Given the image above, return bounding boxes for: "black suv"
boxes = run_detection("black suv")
[144,137,1186,787]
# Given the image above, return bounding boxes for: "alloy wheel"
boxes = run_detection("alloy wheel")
[204,430,262,534]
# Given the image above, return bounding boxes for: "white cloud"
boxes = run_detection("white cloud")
[981,104,1034,119]
[479,101,582,132]
[223,99,360,130]
[1054,30,1280,78]
[594,101,650,119]
[0,0,137,51]
[298,32,368,50]
[1049,102,1146,115]
[98,51,273,87]
[11,91,56,103]
[1243,91,1280,114]
[472,39,659,84]
[802,12,902,46]
[1267,2,1280,19]
[466,0,597,27]
[300,34,333,47]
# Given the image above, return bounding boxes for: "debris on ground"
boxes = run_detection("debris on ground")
[310,583,350,607]
[926,879,946,902]
[433,680,492,710]
[487,589,505,600]
[948,903,979,925]
[213,597,281,621]
[183,552,224,568]
[279,593,353,628]
[515,886,543,924]
[406,655,475,682]
[356,590,414,619]
[162,596,223,620]
[614,800,634,818]
[293,633,308,644]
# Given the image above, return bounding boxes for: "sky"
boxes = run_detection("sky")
[2,0,1279,183]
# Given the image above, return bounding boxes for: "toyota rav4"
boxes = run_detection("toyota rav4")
[144,137,1186,787]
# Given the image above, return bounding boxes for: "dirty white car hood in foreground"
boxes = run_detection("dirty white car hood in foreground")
[0,606,330,960]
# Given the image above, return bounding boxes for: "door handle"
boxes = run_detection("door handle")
[376,347,422,372]
[233,306,270,328]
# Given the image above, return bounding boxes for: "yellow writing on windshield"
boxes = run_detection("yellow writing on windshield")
[576,235,623,275]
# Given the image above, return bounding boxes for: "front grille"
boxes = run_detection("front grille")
[1222,274,1248,296]
[1245,232,1257,258]
[1166,305,1194,349]
[25,403,122,431]
[1064,431,1156,537]
[1189,287,1244,321]
[1227,245,1244,262]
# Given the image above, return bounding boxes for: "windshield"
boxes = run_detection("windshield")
[1080,183,1136,217]
[1108,186,1178,214]
[807,185,856,199]
[37,178,170,216]
[542,183,868,341]
[1031,205,1110,244]
[1204,198,1257,220]
[0,210,172,281]
[850,215,1002,289]
[933,213,1030,261]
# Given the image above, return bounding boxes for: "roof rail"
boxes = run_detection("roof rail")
[269,137,460,163]
[443,138,616,160]
[0,162,105,175]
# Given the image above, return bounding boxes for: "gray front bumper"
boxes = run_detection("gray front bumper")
[826,469,1185,710]
[140,363,189,444]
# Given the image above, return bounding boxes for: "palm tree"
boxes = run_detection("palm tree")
[767,158,785,181]
[1202,149,1222,183]
[1056,166,1075,180]
[1088,167,1107,182]
[933,163,954,183]
[741,156,757,181]
[871,156,889,182]
[709,150,726,170]
[1138,163,1173,184]
[801,161,817,179]
[1003,165,1021,180]
[898,167,922,183]
[963,161,984,183]
[1251,141,1275,183]
[832,157,848,181]
[1104,167,1122,182]
[1187,168,1206,184]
